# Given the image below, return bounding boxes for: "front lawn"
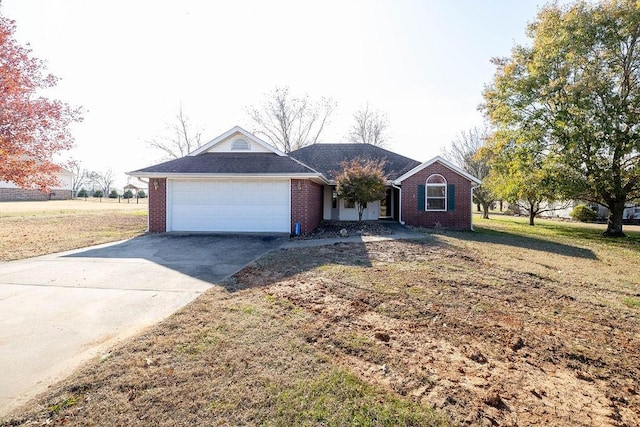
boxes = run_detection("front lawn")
[0,199,147,260]
[2,216,638,426]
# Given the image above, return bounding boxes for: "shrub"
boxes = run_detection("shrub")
[137,190,146,198]
[77,188,88,198]
[109,189,119,199]
[93,190,103,198]
[123,190,133,199]
[571,204,597,222]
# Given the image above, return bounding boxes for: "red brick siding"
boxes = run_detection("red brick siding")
[0,188,72,201]
[291,179,323,234]
[148,178,167,233]
[401,163,473,230]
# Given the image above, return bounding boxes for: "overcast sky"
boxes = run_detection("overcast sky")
[3,0,549,187]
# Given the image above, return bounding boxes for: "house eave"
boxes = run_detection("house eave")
[127,171,328,183]
[393,156,482,185]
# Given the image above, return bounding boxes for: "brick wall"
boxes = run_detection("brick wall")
[291,179,323,234]
[0,188,72,201]
[401,163,473,230]
[148,178,167,233]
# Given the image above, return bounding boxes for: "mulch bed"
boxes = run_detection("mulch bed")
[293,220,394,240]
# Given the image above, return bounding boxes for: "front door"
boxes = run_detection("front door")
[379,188,393,219]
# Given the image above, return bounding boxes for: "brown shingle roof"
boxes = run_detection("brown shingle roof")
[130,152,317,175]
[289,144,421,181]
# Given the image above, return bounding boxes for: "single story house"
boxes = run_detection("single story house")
[0,166,74,201]
[128,126,481,234]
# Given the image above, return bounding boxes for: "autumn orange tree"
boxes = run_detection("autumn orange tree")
[335,159,387,221]
[1,14,81,190]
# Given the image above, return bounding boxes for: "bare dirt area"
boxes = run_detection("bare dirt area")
[2,218,639,426]
[0,199,147,260]
[233,235,640,426]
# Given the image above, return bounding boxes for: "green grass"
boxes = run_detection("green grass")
[623,297,640,309]
[474,213,640,249]
[47,395,81,414]
[267,369,448,427]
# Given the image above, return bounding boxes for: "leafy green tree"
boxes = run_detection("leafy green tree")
[335,159,387,221]
[484,130,567,225]
[443,127,495,219]
[482,0,640,236]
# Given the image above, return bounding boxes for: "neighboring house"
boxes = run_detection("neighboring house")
[128,126,481,234]
[0,167,74,201]
[516,200,640,224]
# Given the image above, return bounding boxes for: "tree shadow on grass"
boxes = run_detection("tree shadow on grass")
[449,225,598,260]
[223,240,375,292]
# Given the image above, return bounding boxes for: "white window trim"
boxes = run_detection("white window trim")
[426,174,447,212]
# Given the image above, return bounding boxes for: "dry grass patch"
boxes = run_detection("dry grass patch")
[3,216,639,426]
[0,200,147,260]
[2,286,447,427]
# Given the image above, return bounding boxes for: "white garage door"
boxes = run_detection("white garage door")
[168,179,290,232]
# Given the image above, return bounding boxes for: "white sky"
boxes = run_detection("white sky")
[3,0,547,188]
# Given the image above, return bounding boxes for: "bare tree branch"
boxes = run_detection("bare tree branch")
[347,103,391,147]
[147,105,204,159]
[93,168,114,195]
[247,87,336,153]
[442,126,496,218]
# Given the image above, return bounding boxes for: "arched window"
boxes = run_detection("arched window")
[231,138,250,150]
[426,174,446,211]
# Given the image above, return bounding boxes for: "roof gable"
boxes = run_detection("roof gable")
[289,144,422,181]
[394,156,482,185]
[189,126,285,156]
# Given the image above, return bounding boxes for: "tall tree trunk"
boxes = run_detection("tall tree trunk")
[528,201,536,226]
[604,199,626,237]
[477,203,481,212]
[499,200,503,212]
[482,202,490,219]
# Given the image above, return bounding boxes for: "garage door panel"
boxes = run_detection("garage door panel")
[169,180,290,232]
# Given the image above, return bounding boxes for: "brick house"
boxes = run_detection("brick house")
[128,126,481,234]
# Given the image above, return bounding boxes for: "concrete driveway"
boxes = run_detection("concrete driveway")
[0,234,284,417]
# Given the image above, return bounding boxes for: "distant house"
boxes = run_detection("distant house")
[128,126,481,234]
[0,166,74,201]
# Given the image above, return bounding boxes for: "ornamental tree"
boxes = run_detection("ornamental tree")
[482,0,640,236]
[1,15,82,191]
[335,159,387,221]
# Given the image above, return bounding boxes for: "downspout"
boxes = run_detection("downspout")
[470,183,480,231]
[392,183,404,225]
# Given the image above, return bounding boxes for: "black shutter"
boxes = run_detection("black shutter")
[447,184,455,211]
